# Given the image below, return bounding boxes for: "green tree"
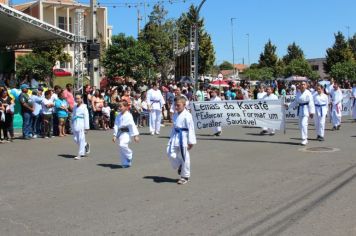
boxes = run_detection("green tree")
[283,42,304,64]
[219,61,233,70]
[16,53,53,81]
[285,58,319,80]
[329,60,356,81]
[324,31,354,73]
[176,5,215,75]
[103,33,154,81]
[32,41,71,67]
[348,33,356,59]
[140,4,175,80]
[244,67,274,81]
[259,40,278,68]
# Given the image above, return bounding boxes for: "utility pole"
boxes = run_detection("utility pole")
[137,6,142,38]
[231,18,236,79]
[194,0,207,91]
[90,0,99,87]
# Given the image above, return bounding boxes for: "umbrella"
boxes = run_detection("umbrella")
[284,76,309,82]
[210,80,230,88]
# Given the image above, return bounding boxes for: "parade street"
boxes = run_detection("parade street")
[0,120,356,236]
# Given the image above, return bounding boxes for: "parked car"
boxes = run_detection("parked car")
[53,68,72,77]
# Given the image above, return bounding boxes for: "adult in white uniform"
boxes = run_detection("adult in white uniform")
[113,101,139,168]
[260,86,278,135]
[351,82,356,121]
[288,82,315,145]
[146,82,165,135]
[210,88,222,136]
[72,94,90,160]
[330,82,343,130]
[167,96,196,185]
[313,84,328,141]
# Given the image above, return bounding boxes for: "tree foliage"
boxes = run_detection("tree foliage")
[32,41,71,66]
[329,60,356,81]
[176,5,215,75]
[244,67,274,81]
[259,40,278,69]
[324,31,354,73]
[16,53,53,81]
[283,42,304,65]
[285,58,318,80]
[103,33,154,81]
[139,4,175,80]
[219,61,233,70]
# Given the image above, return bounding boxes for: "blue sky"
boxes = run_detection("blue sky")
[13,0,356,65]
[99,0,356,65]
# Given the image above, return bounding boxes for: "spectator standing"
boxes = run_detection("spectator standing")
[18,84,34,139]
[55,90,69,137]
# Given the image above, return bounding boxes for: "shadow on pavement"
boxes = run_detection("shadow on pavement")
[58,154,76,159]
[143,176,177,183]
[97,164,123,169]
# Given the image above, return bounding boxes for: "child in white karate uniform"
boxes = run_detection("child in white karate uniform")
[72,94,90,160]
[112,101,139,168]
[167,96,196,185]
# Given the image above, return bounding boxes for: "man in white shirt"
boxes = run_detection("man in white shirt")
[146,82,165,135]
[260,86,278,135]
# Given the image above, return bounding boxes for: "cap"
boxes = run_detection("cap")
[20,84,29,90]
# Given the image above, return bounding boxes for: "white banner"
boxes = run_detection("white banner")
[191,99,285,130]
[284,95,298,120]
[341,89,352,116]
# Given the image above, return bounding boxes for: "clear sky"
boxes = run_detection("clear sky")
[13,0,356,65]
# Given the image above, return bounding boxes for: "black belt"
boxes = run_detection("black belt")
[120,127,129,132]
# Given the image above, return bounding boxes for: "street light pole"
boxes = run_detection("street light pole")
[194,0,207,91]
[231,18,236,79]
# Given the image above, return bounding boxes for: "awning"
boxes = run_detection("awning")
[0,3,75,49]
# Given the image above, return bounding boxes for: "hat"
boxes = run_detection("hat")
[20,84,29,90]
[38,86,44,91]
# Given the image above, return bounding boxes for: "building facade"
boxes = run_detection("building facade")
[307,58,328,80]
[13,0,112,74]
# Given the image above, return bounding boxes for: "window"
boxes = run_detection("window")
[312,65,319,71]
[58,16,72,32]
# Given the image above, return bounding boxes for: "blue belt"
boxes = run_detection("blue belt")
[353,98,356,106]
[297,102,309,116]
[73,115,84,120]
[315,104,326,116]
[171,127,189,162]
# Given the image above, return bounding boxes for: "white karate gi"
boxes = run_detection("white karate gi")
[146,88,165,134]
[351,87,356,119]
[210,96,222,134]
[262,93,278,134]
[330,88,342,127]
[313,93,328,138]
[167,109,196,178]
[257,92,267,100]
[289,90,315,142]
[72,104,89,156]
[113,112,139,166]
[169,95,190,114]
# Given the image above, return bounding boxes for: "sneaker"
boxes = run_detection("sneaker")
[301,139,308,146]
[32,135,38,139]
[150,132,155,136]
[260,130,268,135]
[336,125,341,130]
[85,143,90,154]
[214,131,222,136]
[318,136,325,141]
[155,132,160,135]
[177,178,189,185]
[74,156,82,160]
[332,126,337,131]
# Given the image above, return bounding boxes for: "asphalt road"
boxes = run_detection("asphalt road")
[0,119,356,236]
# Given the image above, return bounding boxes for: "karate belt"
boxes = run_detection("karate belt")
[73,115,84,120]
[315,104,326,116]
[116,127,129,137]
[169,127,189,162]
[353,98,356,107]
[297,102,309,116]
[150,100,161,107]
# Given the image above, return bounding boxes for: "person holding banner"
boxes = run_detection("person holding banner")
[260,86,278,135]
[167,96,196,185]
[313,85,328,141]
[146,82,165,135]
[330,83,343,130]
[256,85,266,99]
[210,88,222,136]
[352,82,356,121]
[288,82,315,146]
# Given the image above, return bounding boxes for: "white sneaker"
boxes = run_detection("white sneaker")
[155,132,160,135]
[74,156,82,160]
[301,139,308,146]
[150,132,155,135]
